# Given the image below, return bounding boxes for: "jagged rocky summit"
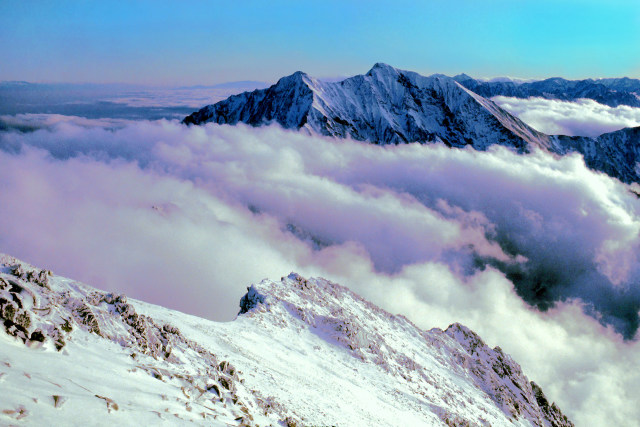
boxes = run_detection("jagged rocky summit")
[183,63,640,185]
[0,253,572,426]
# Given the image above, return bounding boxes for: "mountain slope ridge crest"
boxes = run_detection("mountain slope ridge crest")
[0,254,573,426]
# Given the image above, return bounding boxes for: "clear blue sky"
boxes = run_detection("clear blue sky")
[1,0,639,85]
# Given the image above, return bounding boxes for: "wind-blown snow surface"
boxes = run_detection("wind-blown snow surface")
[1,118,640,425]
[0,255,572,426]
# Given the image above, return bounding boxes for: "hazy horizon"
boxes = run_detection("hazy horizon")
[2,1,639,86]
[1,65,639,88]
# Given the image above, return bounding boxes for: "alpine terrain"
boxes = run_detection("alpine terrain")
[183,64,640,185]
[452,74,640,108]
[0,253,573,426]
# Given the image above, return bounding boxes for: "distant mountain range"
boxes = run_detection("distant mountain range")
[183,64,640,184]
[453,74,640,108]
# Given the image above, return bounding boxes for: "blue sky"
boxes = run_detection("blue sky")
[1,0,639,85]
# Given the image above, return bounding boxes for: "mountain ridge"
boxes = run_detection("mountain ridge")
[0,253,573,426]
[183,64,640,184]
[184,63,554,152]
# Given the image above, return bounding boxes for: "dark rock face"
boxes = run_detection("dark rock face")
[238,285,268,315]
[531,382,574,427]
[553,126,640,184]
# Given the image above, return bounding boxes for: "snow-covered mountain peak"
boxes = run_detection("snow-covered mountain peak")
[182,65,640,183]
[184,64,554,152]
[366,62,399,77]
[453,73,475,82]
[274,70,313,88]
[1,255,574,425]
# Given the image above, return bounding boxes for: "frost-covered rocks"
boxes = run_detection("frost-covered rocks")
[229,272,573,426]
[444,324,572,426]
[0,254,269,426]
[0,255,573,426]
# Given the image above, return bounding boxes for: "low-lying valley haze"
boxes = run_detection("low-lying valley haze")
[2,1,640,426]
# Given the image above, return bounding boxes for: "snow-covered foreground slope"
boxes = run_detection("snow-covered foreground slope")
[0,254,572,426]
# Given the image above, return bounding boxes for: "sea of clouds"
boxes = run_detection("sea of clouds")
[1,115,639,425]
[493,96,640,137]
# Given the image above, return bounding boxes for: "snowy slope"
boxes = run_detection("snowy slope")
[0,254,573,426]
[183,63,553,152]
[0,254,266,426]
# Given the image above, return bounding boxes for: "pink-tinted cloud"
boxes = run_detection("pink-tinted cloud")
[1,117,640,425]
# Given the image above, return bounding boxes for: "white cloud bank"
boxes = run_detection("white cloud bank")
[1,117,640,425]
[493,96,640,137]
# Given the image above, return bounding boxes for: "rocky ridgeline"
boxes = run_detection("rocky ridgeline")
[241,273,573,427]
[453,74,640,108]
[183,63,553,152]
[0,255,287,426]
[444,323,572,426]
[1,255,573,426]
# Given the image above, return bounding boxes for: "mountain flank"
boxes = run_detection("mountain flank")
[184,64,640,184]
